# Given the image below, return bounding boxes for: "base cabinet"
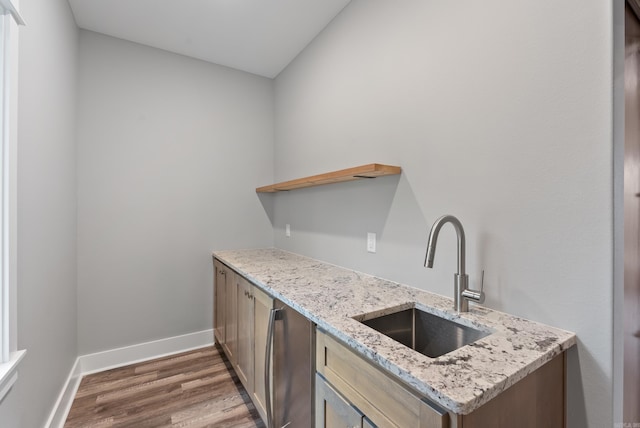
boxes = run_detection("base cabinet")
[213,259,236,363]
[223,268,237,364]
[235,276,253,391]
[235,275,272,423]
[316,330,566,428]
[214,259,273,425]
[213,260,227,345]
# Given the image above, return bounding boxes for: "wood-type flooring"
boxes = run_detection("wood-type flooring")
[64,345,265,428]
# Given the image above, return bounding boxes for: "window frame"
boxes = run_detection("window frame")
[0,0,25,402]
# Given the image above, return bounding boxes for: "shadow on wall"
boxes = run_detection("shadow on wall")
[268,174,401,237]
[257,192,275,225]
[259,173,442,289]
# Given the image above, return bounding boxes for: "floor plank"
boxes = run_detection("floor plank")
[64,345,265,428]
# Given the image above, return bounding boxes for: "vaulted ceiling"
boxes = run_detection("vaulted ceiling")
[67,0,351,78]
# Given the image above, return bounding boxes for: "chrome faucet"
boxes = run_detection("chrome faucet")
[424,215,485,312]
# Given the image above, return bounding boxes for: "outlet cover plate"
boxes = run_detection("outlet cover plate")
[367,232,376,253]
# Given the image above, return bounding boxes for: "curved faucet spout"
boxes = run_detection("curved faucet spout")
[424,214,466,275]
[425,214,483,312]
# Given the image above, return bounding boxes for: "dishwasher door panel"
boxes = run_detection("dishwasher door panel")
[273,300,314,428]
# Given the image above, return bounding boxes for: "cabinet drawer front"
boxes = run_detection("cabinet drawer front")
[316,330,448,428]
[316,373,365,428]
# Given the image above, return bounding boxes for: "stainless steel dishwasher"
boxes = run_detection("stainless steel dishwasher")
[265,300,315,428]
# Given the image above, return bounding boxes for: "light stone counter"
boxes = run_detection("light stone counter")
[213,248,576,415]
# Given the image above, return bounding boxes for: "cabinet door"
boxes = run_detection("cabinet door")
[222,269,237,364]
[213,260,226,345]
[316,374,366,428]
[252,286,273,423]
[235,276,254,391]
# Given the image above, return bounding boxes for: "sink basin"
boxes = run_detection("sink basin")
[357,307,490,358]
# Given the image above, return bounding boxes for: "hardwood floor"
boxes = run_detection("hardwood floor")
[64,345,265,428]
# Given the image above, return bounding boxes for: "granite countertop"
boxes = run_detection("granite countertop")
[213,248,576,415]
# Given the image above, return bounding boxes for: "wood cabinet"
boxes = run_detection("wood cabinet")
[234,275,272,423]
[316,329,566,428]
[213,260,238,364]
[213,260,227,345]
[214,259,273,425]
[235,276,253,390]
[213,260,236,363]
[251,285,272,422]
[316,330,448,428]
[223,268,237,364]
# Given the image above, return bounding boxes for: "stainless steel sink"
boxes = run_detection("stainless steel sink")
[357,307,490,358]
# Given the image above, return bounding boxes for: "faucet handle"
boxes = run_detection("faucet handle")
[461,270,486,304]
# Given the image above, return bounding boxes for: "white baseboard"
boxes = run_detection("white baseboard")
[44,357,81,428]
[78,329,214,375]
[46,329,214,428]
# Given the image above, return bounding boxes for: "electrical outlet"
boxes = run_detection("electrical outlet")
[285,224,291,237]
[367,232,376,253]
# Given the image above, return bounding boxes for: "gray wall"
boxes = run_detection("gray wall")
[76,31,274,354]
[0,1,618,426]
[0,382,21,427]
[12,0,78,426]
[273,1,613,427]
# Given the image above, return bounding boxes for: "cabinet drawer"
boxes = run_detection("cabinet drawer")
[316,373,367,428]
[316,330,448,428]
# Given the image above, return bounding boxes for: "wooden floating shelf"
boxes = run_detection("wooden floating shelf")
[256,163,402,193]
